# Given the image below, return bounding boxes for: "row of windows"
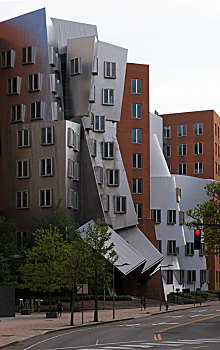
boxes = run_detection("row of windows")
[157,240,205,257]
[16,189,53,208]
[12,101,44,122]
[162,269,208,284]
[164,143,203,157]
[88,140,140,160]
[151,209,185,225]
[164,123,203,138]
[215,162,220,176]
[7,73,42,95]
[101,195,127,214]
[177,162,203,175]
[1,47,36,68]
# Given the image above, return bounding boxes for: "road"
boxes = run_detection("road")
[7,304,220,350]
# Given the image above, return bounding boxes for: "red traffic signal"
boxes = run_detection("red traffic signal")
[194,229,201,249]
[195,229,201,236]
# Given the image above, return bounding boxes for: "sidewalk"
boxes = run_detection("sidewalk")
[0,301,219,349]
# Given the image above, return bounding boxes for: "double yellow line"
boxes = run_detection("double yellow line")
[153,313,220,341]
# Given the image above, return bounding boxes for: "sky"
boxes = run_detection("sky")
[1,0,220,115]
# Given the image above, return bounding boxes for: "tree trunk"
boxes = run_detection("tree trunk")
[70,282,76,326]
[94,268,98,322]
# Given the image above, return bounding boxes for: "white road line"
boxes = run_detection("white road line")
[152,322,178,325]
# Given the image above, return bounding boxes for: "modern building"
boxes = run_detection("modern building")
[0,8,163,296]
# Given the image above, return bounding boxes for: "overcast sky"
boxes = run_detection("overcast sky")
[1,0,220,115]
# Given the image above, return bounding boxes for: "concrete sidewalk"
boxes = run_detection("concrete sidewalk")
[0,301,219,349]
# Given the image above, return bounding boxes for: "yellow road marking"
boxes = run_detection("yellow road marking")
[154,333,162,340]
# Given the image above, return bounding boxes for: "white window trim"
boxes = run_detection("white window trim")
[132,178,142,194]
[94,115,105,132]
[16,190,29,209]
[104,61,116,79]
[17,160,30,178]
[151,209,161,224]
[132,79,142,94]
[132,103,142,119]
[103,142,114,159]
[40,158,53,177]
[132,128,142,144]
[178,144,187,156]
[178,124,187,137]
[11,104,25,123]
[39,189,53,208]
[194,142,203,155]
[107,169,119,186]
[134,203,143,219]
[167,210,176,225]
[132,153,142,169]
[114,196,126,214]
[163,126,171,138]
[1,49,15,68]
[178,163,187,175]
[7,76,21,95]
[41,126,54,145]
[70,57,82,75]
[194,123,203,136]
[28,73,42,92]
[30,101,45,120]
[194,162,203,174]
[17,129,30,148]
[22,46,36,64]
[102,88,114,105]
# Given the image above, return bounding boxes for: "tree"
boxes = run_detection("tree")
[84,219,118,322]
[19,226,65,311]
[186,181,220,255]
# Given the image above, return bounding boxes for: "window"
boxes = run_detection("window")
[132,79,142,94]
[215,123,217,136]
[215,143,217,155]
[103,142,114,159]
[18,129,30,147]
[114,196,126,213]
[70,57,82,75]
[107,169,119,186]
[157,240,162,253]
[163,126,171,138]
[187,270,196,284]
[167,240,178,255]
[151,209,161,224]
[17,231,28,248]
[179,211,185,225]
[178,163,187,175]
[17,160,30,178]
[31,101,45,120]
[67,128,75,148]
[67,159,79,181]
[132,153,142,169]
[22,46,36,64]
[74,132,80,151]
[11,104,25,122]
[132,128,142,144]
[1,49,15,68]
[194,142,203,155]
[94,166,103,185]
[200,270,207,284]
[28,73,42,92]
[101,194,109,212]
[179,270,185,284]
[177,124,187,137]
[164,145,171,157]
[134,203,143,219]
[7,77,21,95]
[194,162,203,174]
[94,115,105,132]
[167,270,173,284]
[67,190,79,210]
[102,88,114,105]
[132,104,142,119]
[89,84,95,103]
[16,191,29,209]
[194,123,203,135]
[40,158,53,176]
[88,138,97,157]
[176,188,182,202]
[167,210,176,224]
[40,189,52,207]
[199,243,206,256]
[92,56,98,75]
[104,62,116,78]
[185,242,194,256]
[178,144,187,156]
[132,178,143,194]
[41,127,54,145]
[216,162,218,174]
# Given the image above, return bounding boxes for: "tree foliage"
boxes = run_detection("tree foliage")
[186,181,220,255]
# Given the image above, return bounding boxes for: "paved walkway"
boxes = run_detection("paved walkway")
[0,301,219,349]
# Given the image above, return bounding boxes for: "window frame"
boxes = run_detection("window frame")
[94,115,105,132]
[194,162,203,174]
[17,160,30,178]
[163,126,171,138]
[177,124,187,137]
[41,126,54,146]
[11,104,25,123]
[194,123,203,136]
[178,163,187,175]
[131,78,142,94]
[178,144,187,156]
[132,178,143,194]
[39,189,53,208]
[167,210,176,225]
[132,128,142,144]
[28,73,42,92]
[17,129,30,148]
[167,240,177,255]
[187,270,196,284]
[114,196,126,214]
[103,142,114,159]
[102,88,114,105]
[104,61,116,79]
[185,242,194,256]
[22,46,36,64]
[16,190,29,209]
[7,76,21,95]
[194,142,203,155]
[164,145,171,157]
[132,103,142,119]
[40,158,53,177]
[1,49,15,68]
[107,169,120,186]
[132,153,142,169]
[151,209,161,224]
[134,203,143,219]
[70,57,82,75]
[30,101,45,120]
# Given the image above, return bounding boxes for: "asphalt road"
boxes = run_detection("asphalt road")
[7,304,220,350]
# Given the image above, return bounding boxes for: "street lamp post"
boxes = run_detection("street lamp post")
[113,263,129,319]
[159,264,173,311]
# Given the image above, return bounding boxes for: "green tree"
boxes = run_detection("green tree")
[84,219,118,322]
[186,181,220,255]
[19,226,65,311]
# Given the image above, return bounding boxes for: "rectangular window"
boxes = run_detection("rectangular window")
[132,128,142,144]
[167,210,176,224]
[194,123,203,135]
[216,162,218,174]
[167,270,173,284]
[107,169,119,186]
[94,166,103,185]
[134,203,143,219]
[88,138,97,157]
[177,124,187,137]
[67,159,79,181]
[18,129,30,147]
[151,209,161,224]
[194,142,203,155]
[114,196,126,213]
[102,88,114,105]
[67,189,79,210]
[74,132,80,152]
[22,46,36,64]
[40,189,52,207]
[194,162,203,174]
[215,123,217,136]
[94,115,105,132]
[67,128,75,148]
[178,144,187,156]
[187,270,196,284]
[176,187,182,202]
[7,77,21,95]
[179,270,185,284]
[179,211,185,225]
[30,101,44,120]
[132,79,142,94]
[178,163,187,175]
[92,56,98,75]
[163,126,171,138]
[17,160,30,178]
[157,240,162,253]
[185,242,194,256]
[167,240,177,255]
[70,57,82,75]
[11,104,25,122]
[41,127,54,145]
[104,62,116,78]
[132,104,142,119]
[17,231,28,248]
[103,142,114,159]
[132,178,143,194]
[215,143,217,155]
[164,145,171,157]
[1,49,15,68]
[132,153,142,169]
[200,270,207,284]
[101,194,109,212]
[28,73,42,92]
[16,191,29,209]
[40,158,53,176]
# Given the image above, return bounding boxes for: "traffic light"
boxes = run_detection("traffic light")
[194,229,201,250]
